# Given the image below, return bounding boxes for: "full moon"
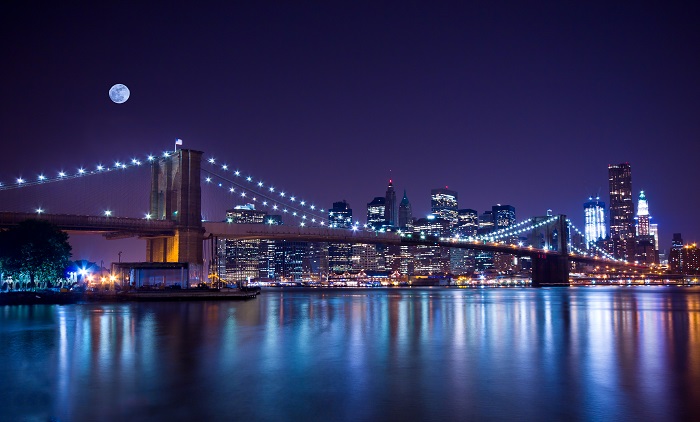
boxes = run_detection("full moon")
[109,84,130,104]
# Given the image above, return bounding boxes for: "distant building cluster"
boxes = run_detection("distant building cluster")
[584,163,665,266]
[214,180,526,284]
[213,162,694,284]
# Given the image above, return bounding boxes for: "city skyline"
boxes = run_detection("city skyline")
[1,2,698,260]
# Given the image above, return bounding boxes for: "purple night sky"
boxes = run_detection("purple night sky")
[1,2,699,262]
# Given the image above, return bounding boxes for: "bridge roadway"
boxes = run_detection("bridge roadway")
[0,213,641,271]
[204,222,643,270]
[0,212,176,237]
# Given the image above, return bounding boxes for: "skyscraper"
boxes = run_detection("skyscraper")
[219,204,266,283]
[329,201,353,229]
[608,163,635,259]
[384,179,397,227]
[398,190,413,229]
[431,187,458,223]
[669,233,683,272]
[455,209,479,237]
[635,191,650,236]
[328,201,353,273]
[584,196,606,247]
[366,197,386,230]
[492,204,516,229]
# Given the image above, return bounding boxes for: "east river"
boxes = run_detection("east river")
[1,286,700,421]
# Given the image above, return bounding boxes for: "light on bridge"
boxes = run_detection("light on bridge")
[58,171,66,177]
[104,210,112,217]
[36,208,43,214]
[38,174,46,181]
[145,213,152,220]
[208,158,215,164]
[147,155,155,162]
[16,177,25,184]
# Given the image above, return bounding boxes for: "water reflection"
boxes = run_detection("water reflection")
[0,287,699,421]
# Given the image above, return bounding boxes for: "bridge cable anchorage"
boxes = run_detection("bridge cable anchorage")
[201,157,331,227]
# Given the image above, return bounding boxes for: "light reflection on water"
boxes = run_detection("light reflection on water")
[1,286,699,421]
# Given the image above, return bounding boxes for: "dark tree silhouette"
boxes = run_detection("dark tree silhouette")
[0,219,72,289]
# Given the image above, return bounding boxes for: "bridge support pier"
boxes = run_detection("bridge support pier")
[532,253,570,287]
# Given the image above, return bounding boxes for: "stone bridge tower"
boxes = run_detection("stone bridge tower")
[527,214,570,286]
[146,149,204,266]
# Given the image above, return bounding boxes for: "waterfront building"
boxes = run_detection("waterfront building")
[431,187,458,224]
[352,244,381,272]
[608,163,635,259]
[584,197,606,248]
[398,190,413,230]
[366,197,386,230]
[384,179,397,227]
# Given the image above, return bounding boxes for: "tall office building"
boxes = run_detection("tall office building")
[478,211,494,235]
[398,190,413,229]
[584,197,606,247]
[431,187,458,223]
[608,163,635,259]
[220,204,266,283]
[635,191,650,236]
[329,201,353,229]
[384,179,397,227]
[455,209,479,237]
[649,223,659,250]
[328,201,353,273]
[492,205,516,229]
[669,233,684,272]
[366,197,386,230]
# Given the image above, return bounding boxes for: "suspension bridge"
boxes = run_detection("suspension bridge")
[0,149,647,286]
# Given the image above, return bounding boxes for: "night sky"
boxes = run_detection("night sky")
[1,2,699,261]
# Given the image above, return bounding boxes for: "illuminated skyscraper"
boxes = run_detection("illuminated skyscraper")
[219,204,266,283]
[455,209,479,237]
[366,197,386,230]
[384,179,397,227]
[635,191,650,236]
[328,201,353,273]
[329,201,353,229]
[431,187,458,223]
[650,223,659,250]
[492,205,516,229]
[608,163,635,259]
[398,190,413,229]
[583,197,606,248]
[669,233,683,272]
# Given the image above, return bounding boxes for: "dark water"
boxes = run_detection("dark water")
[1,287,699,421]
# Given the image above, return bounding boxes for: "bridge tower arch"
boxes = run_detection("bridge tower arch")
[146,149,204,266]
[528,215,570,287]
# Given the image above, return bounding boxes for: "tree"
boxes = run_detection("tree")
[0,219,72,289]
